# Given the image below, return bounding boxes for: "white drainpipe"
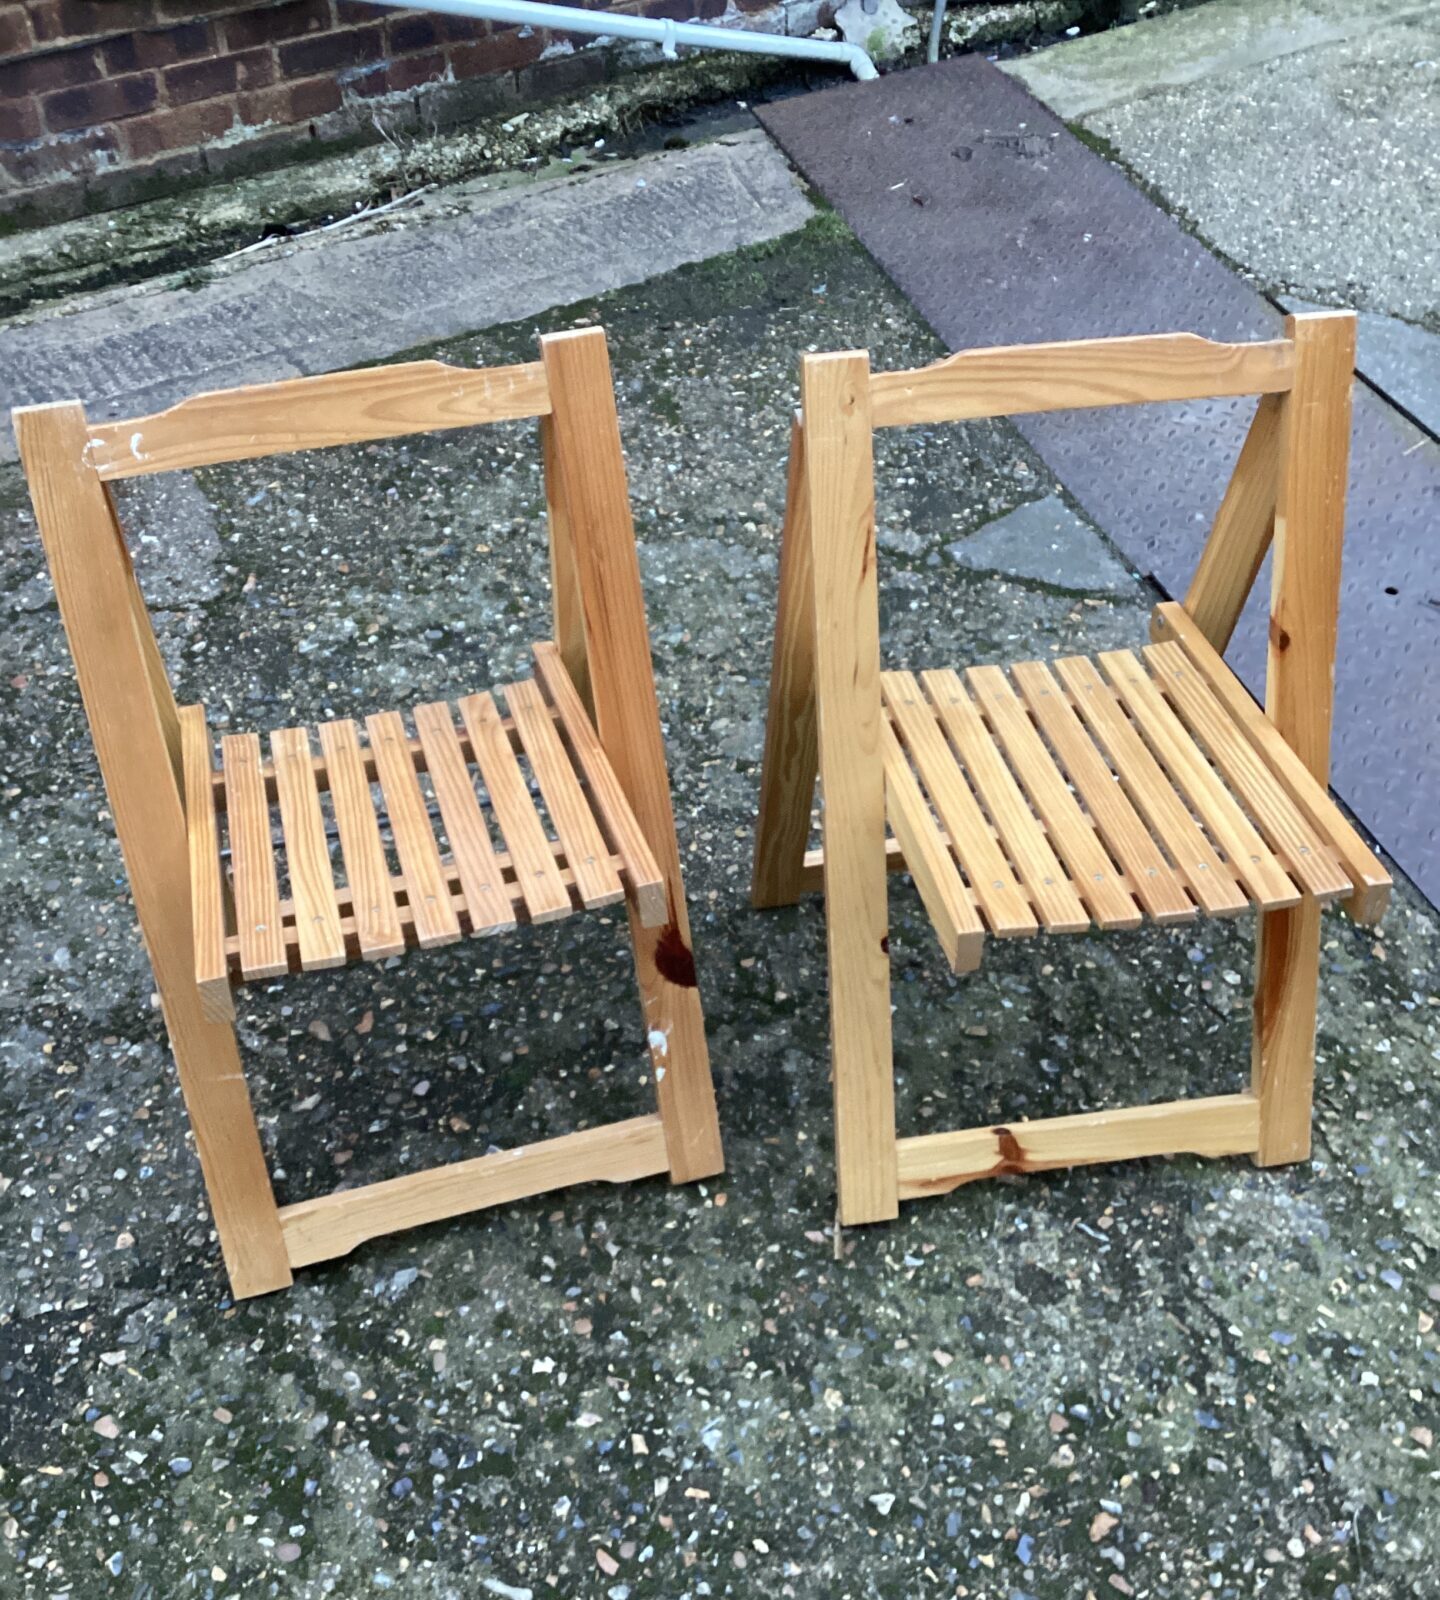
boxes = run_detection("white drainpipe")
[353,0,879,80]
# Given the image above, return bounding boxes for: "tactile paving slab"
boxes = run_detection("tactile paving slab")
[760,57,1440,909]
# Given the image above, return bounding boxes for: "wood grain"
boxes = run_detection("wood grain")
[751,414,821,910]
[1006,659,1191,926]
[920,668,1089,933]
[413,699,516,937]
[280,1115,669,1268]
[88,359,551,479]
[1253,310,1357,1164]
[532,641,666,926]
[1055,653,1250,917]
[870,332,1293,428]
[897,1093,1259,1198]
[460,690,573,924]
[1183,392,1280,651]
[881,720,986,973]
[317,718,406,960]
[1151,600,1389,922]
[271,726,347,971]
[367,709,462,948]
[222,732,289,980]
[541,327,723,1184]
[801,350,899,1223]
[506,676,623,910]
[180,704,234,1022]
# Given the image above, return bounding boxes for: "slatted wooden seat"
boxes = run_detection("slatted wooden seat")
[15,328,723,1299]
[183,649,667,1009]
[752,315,1391,1224]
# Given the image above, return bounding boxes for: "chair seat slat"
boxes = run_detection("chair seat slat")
[1096,650,1300,911]
[367,710,462,949]
[1007,660,1195,925]
[317,719,406,961]
[505,677,624,911]
[271,727,347,970]
[221,732,289,981]
[413,700,516,937]
[882,671,1037,938]
[1054,655,1251,917]
[459,690,573,924]
[181,704,234,1019]
[1144,642,1352,902]
[919,669,1090,934]
[532,641,667,926]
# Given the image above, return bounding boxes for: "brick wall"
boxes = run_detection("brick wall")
[0,0,785,225]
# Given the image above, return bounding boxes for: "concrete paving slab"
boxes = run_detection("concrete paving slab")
[1002,0,1437,119]
[1007,0,1440,329]
[0,132,813,463]
[946,493,1135,591]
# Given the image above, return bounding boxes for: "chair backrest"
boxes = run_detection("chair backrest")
[797,311,1356,784]
[12,327,667,888]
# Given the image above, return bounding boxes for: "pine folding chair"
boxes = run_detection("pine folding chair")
[751,312,1391,1225]
[15,327,723,1299]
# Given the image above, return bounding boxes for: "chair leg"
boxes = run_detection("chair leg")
[751,416,819,910]
[1251,899,1320,1166]
[628,902,724,1185]
[156,976,294,1299]
[828,835,900,1224]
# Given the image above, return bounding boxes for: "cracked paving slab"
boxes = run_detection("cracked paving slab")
[1,210,1437,1596]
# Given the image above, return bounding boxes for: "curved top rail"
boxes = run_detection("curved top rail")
[85,358,552,480]
[867,332,1295,430]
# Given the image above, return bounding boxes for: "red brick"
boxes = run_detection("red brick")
[34,0,153,44]
[435,12,486,43]
[163,53,239,106]
[448,25,544,79]
[220,0,328,52]
[121,94,236,159]
[231,44,277,91]
[0,43,100,98]
[0,5,34,54]
[339,59,392,98]
[385,11,440,54]
[277,21,383,77]
[386,47,447,92]
[0,98,44,141]
[239,72,342,128]
[42,70,159,133]
[100,19,210,73]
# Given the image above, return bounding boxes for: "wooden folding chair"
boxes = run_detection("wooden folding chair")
[15,327,723,1298]
[751,312,1390,1224]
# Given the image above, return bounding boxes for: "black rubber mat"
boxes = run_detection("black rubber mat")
[760,57,1440,909]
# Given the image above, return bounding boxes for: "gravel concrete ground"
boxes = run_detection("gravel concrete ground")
[4,204,1439,1598]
